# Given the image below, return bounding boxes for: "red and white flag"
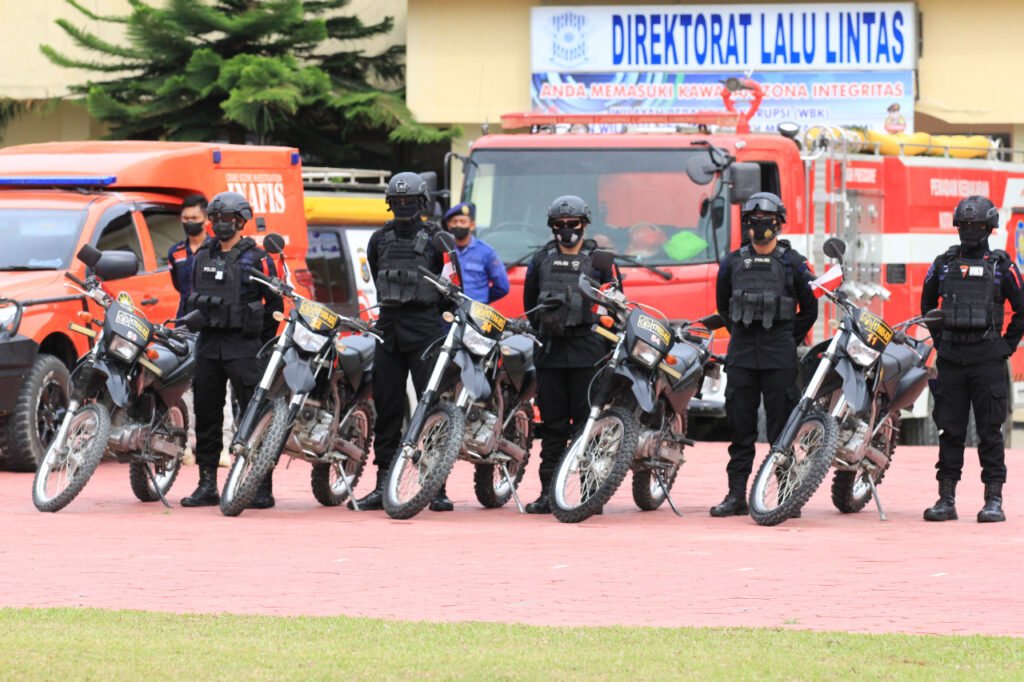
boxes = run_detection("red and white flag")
[811,264,843,298]
[441,250,461,287]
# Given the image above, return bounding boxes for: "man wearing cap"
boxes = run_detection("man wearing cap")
[443,202,509,304]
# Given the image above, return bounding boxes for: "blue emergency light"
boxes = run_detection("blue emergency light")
[0,175,117,186]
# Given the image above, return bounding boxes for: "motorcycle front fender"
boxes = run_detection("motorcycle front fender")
[92,356,131,407]
[615,362,656,413]
[454,348,491,401]
[282,347,316,394]
[835,356,871,417]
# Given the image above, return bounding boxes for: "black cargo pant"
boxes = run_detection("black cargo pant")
[372,342,434,470]
[934,357,1008,484]
[193,354,262,469]
[724,365,799,486]
[535,366,597,490]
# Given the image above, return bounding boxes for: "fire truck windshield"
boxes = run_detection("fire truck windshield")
[0,208,86,270]
[464,148,725,267]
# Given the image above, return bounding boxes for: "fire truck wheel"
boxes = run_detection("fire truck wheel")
[1,355,71,472]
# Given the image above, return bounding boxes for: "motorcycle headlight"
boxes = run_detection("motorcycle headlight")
[845,333,881,367]
[292,324,330,353]
[630,338,662,368]
[463,326,497,356]
[107,334,141,362]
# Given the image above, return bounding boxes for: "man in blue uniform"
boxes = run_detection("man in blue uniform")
[920,195,1024,523]
[167,194,209,318]
[443,202,509,304]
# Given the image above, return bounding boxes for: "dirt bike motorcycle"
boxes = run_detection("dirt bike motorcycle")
[550,270,723,523]
[32,245,196,512]
[748,238,940,526]
[216,236,377,516]
[381,263,540,520]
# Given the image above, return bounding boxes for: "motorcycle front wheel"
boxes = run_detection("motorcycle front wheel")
[749,410,838,526]
[311,401,373,506]
[383,401,463,520]
[551,407,639,523]
[130,398,188,502]
[32,403,110,513]
[220,399,287,517]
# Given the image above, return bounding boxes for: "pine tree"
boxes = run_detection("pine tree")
[42,0,454,165]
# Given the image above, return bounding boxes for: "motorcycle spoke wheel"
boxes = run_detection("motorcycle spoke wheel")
[32,403,109,512]
[312,402,372,507]
[130,399,187,502]
[473,408,532,508]
[219,403,282,517]
[384,402,463,520]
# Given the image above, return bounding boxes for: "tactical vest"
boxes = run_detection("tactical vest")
[939,246,1005,342]
[374,224,441,307]
[728,245,796,329]
[536,240,597,338]
[186,238,265,336]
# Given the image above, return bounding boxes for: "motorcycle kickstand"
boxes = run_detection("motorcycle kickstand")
[500,462,526,514]
[866,475,887,521]
[339,459,360,512]
[144,461,172,509]
[654,469,683,518]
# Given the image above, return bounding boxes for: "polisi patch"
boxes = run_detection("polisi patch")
[551,257,581,272]
[744,256,772,269]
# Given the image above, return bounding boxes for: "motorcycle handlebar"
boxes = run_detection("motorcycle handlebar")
[245,267,293,298]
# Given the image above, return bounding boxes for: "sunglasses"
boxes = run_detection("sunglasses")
[746,215,778,226]
[552,219,583,229]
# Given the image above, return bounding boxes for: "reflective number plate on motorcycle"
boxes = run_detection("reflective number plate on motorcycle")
[298,300,340,332]
[469,301,506,339]
[856,309,894,351]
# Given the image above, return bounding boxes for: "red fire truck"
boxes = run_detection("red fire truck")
[456,85,1024,444]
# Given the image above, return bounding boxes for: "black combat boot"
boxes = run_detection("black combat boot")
[526,481,551,514]
[710,479,748,517]
[429,483,454,512]
[248,471,275,509]
[181,466,220,507]
[977,482,1006,523]
[923,478,958,521]
[348,467,386,511]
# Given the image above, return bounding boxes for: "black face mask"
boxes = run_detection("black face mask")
[958,226,989,247]
[746,217,779,246]
[554,227,583,247]
[449,227,471,241]
[183,221,205,237]
[389,197,421,220]
[213,219,240,241]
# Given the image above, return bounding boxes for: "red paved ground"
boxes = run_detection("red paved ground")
[1,443,1021,636]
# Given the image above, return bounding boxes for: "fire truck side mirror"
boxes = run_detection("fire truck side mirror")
[686,155,716,186]
[823,237,847,261]
[728,163,761,204]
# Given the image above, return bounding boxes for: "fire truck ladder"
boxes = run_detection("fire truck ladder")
[804,138,849,345]
[302,167,391,189]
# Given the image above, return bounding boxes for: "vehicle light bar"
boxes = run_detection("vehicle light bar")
[0,175,117,186]
[501,111,742,130]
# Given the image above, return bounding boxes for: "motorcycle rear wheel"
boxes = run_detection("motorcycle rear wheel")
[831,416,898,513]
[552,407,639,523]
[749,410,837,526]
[631,461,681,511]
[130,398,188,502]
[311,401,373,506]
[473,407,532,509]
[384,401,463,520]
[32,403,109,513]
[220,399,285,517]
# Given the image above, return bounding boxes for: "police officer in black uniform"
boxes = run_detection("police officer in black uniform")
[522,195,617,514]
[712,192,818,517]
[348,172,450,512]
[180,191,283,509]
[921,195,1024,523]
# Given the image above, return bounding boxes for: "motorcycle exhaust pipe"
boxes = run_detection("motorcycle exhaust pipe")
[333,438,367,461]
[496,437,528,463]
[862,444,889,469]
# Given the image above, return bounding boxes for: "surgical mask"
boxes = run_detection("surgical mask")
[958,226,989,247]
[182,221,205,237]
[554,226,583,247]
[449,226,471,241]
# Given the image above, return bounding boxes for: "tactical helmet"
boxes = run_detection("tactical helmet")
[741,192,787,224]
[386,171,431,218]
[207,191,253,222]
[953,195,999,229]
[546,195,592,226]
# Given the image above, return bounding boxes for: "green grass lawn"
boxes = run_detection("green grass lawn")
[3,608,1022,681]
